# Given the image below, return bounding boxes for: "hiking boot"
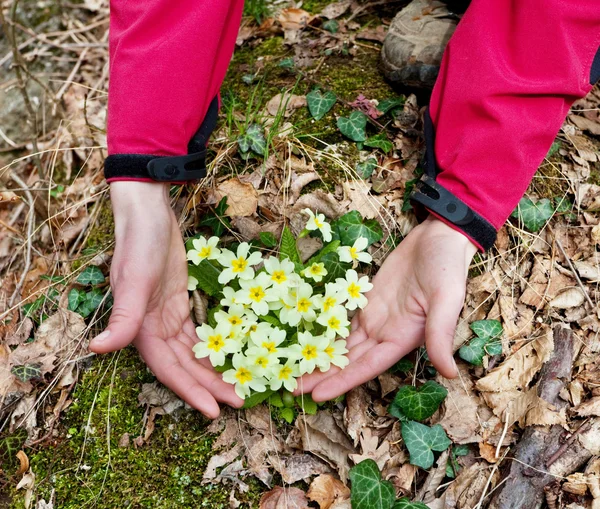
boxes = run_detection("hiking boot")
[381,0,460,89]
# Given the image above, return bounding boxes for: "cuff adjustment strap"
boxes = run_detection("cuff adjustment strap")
[410,174,497,250]
[104,95,219,182]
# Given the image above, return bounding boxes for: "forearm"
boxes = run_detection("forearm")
[417,0,600,249]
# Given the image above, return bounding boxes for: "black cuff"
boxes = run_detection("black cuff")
[410,107,497,251]
[104,95,219,182]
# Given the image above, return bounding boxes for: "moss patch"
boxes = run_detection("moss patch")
[8,348,263,509]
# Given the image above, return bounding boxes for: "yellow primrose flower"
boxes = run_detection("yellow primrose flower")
[280,282,317,326]
[263,256,295,290]
[187,236,221,265]
[237,273,279,316]
[337,237,372,266]
[317,339,349,371]
[214,304,256,332]
[250,326,286,356]
[303,208,332,242]
[313,283,343,313]
[269,359,301,392]
[193,322,238,367]
[218,243,262,284]
[316,304,350,339]
[286,331,329,375]
[301,262,328,282]
[244,346,279,377]
[335,269,373,310]
[222,353,268,399]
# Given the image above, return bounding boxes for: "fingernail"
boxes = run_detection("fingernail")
[93,330,110,344]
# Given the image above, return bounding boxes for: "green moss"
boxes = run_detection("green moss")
[85,199,115,253]
[8,348,263,508]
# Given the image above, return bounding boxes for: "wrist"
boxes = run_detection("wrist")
[109,181,170,213]
[422,215,479,262]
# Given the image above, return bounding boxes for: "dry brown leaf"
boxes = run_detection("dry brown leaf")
[260,486,310,509]
[344,385,370,446]
[16,450,29,475]
[572,396,600,417]
[349,427,390,469]
[270,454,331,484]
[476,328,554,393]
[213,178,258,217]
[266,93,306,117]
[320,1,351,19]
[297,411,355,483]
[16,470,35,509]
[499,295,534,340]
[297,236,323,263]
[427,462,491,509]
[290,171,320,204]
[548,287,585,309]
[342,181,382,219]
[203,444,242,481]
[307,474,350,509]
[278,8,313,30]
[231,217,282,242]
[479,442,500,464]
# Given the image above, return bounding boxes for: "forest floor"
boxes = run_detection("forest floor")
[1,0,600,508]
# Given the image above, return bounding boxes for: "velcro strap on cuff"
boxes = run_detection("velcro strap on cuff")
[410,174,497,250]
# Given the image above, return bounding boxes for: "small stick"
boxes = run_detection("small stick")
[546,418,591,468]
[555,238,595,308]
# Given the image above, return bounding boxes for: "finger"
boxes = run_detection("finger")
[182,317,198,341]
[168,336,244,408]
[90,278,152,354]
[311,342,407,402]
[294,337,378,396]
[424,291,461,379]
[135,335,221,419]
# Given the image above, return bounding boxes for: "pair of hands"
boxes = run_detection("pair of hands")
[89,182,478,418]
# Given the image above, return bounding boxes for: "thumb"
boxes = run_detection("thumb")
[424,290,463,379]
[89,278,151,353]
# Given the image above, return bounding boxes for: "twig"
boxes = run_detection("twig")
[546,418,592,468]
[555,238,595,308]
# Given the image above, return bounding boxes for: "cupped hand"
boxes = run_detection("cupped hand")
[89,181,243,418]
[296,216,479,402]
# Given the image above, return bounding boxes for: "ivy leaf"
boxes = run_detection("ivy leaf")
[77,266,105,285]
[391,381,448,422]
[393,499,430,509]
[378,97,404,115]
[322,19,339,33]
[320,252,350,284]
[331,210,383,246]
[365,133,393,154]
[77,288,105,318]
[11,363,42,383]
[511,197,554,232]
[471,319,502,340]
[279,226,301,264]
[390,358,414,374]
[401,422,451,470]
[337,111,367,142]
[243,390,274,408]
[458,336,488,366]
[446,444,470,478]
[356,158,378,179]
[238,124,266,156]
[278,57,295,70]
[68,288,85,311]
[306,89,337,121]
[259,231,277,248]
[281,407,295,423]
[459,320,503,366]
[349,459,396,509]
[188,260,223,297]
[200,197,231,236]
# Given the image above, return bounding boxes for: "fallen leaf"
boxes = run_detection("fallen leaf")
[290,171,320,204]
[203,444,242,481]
[320,1,351,19]
[349,428,390,470]
[16,469,35,509]
[478,442,500,464]
[16,450,29,475]
[344,386,370,446]
[476,327,554,393]
[213,178,258,217]
[266,93,307,117]
[342,181,382,219]
[307,474,350,509]
[572,396,600,417]
[260,486,310,509]
[548,287,585,309]
[297,236,323,263]
[270,453,331,484]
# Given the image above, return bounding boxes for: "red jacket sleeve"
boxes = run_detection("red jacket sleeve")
[106,0,243,161]
[426,0,600,247]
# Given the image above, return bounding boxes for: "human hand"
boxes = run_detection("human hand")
[296,216,479,402]
[89,182,243,418]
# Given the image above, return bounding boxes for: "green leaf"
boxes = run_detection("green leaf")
[378,98,404,115]
[243,390,274,408]
[306,89,337,121]
[393,499,430,509]
[214,357,233,373]
[401,422,451,470]
[200,197,232,236]
[68,288,85,311]
[269,392,284,408]
[238,124,266,156]
[391,381,447,422]
[11,363,42,382]
[471,319,502,340]
[278,57,295,70]
[259,231,278,248]
[77,266,105,285]
[308,240,341,265]
[356,158,377,179]
[365,133,393,154]
[281,407,295,423]
[0,428,27,466]
[458,336,488,366]
[391,358,414,374]
[188,260,223,297]
[320,252,350,284]
[322,19,339,33]
[546,141,561,158]
[337,111,367,142]
[388,402,409,422]
[77,288,105,318]
[511,197,554,232]
[296,394,318,415]
[331,210,383,247]
[446,444,470,478]
[279,226,301,264]
[349,459,396,509]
